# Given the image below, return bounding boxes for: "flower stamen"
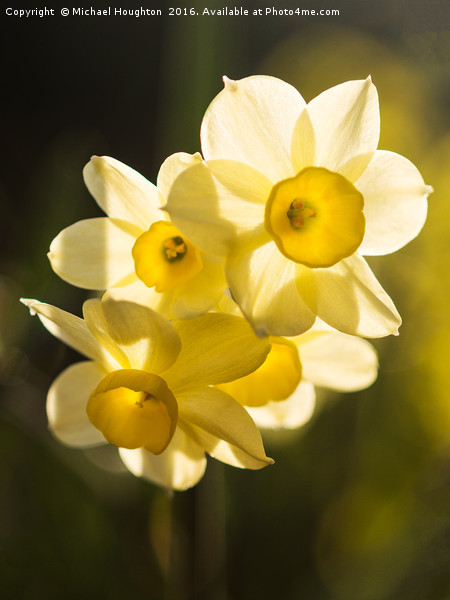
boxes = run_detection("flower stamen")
[287,199,317,229]
[164,236,187,261]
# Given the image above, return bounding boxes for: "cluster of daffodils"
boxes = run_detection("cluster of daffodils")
[23,75,431,491]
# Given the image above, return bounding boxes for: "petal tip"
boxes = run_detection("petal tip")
[20,297,36,315]
[223,75,238,91]
[85,155,106,174]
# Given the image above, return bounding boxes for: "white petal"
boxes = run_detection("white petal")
[305,78,379,172]
[119,427,206,491]
[296,253,401,338]
[226,239,316,337]
[47,361,107,447]
[357,150,430,255]
[201,75,306,182]
[83,155,163,229]
[177,386,273,467]
[156,151,203,200]
[83,298,181,373]
[48,217,139,290]
[297,330,378,391]
[21,299,117,369]
[166,159,270,256]
[246,381,316,430]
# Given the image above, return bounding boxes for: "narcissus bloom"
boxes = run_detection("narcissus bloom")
[21,298,272,490]
[49,154,227,319]
[166,76,432,337]
[218,322,378,430]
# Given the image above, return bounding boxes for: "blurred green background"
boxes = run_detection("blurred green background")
[1,0,450,598]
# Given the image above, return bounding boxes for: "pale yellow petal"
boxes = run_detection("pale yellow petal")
[246,381,316,430]
[290,107,316,173]
[226,239,316,337]
[119,427,206,491]
[163,313,270,389]
[356,150,430,256]
[184,423,272,470]
[296,253,401,337]
[48,217,140,290]
[82,298,181,373]
[156,151,203,200]
[47,361,108,447]
[305,78,379,172]
[296,330,378,391]
[103,279,173,319]
[21,298,117,369]
[83,155,163,229]
[201,75,305,181]
[166,159,270,256]
[170,256,227,319]
[177,387,273,467]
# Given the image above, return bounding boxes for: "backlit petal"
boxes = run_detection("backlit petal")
[156,151,203,200]
[82,298,181,373]
[83,155,163,229]
[290,107,316,173]
[226,239,316,337]
[166,159,270,256]
[119,427,206,491]
[47,361,108,447]
[184,423,273,470]
[48,217,140,290]
[305,78,379,172]
[103,279,173,318]
[201,75,305,181]
[356,150,430,255]
[21,298,117,369]
[247,381,316,430]
[162,313,270,389]
[296,253,401,337]
[177,386,273,467]
[170,256,227,319]
[297,330,378,391]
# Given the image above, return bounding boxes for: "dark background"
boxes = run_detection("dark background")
[1,0,450,598]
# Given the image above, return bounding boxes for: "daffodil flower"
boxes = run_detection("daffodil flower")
[166,76,432,337]
[21,298,272,491]
[218,322,378,430]
[48,154,227,319]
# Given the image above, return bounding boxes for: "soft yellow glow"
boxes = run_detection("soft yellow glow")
[132,220,203,292]
[87,369,178,454]
[217,337,302,407]
[265,167,365,268]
